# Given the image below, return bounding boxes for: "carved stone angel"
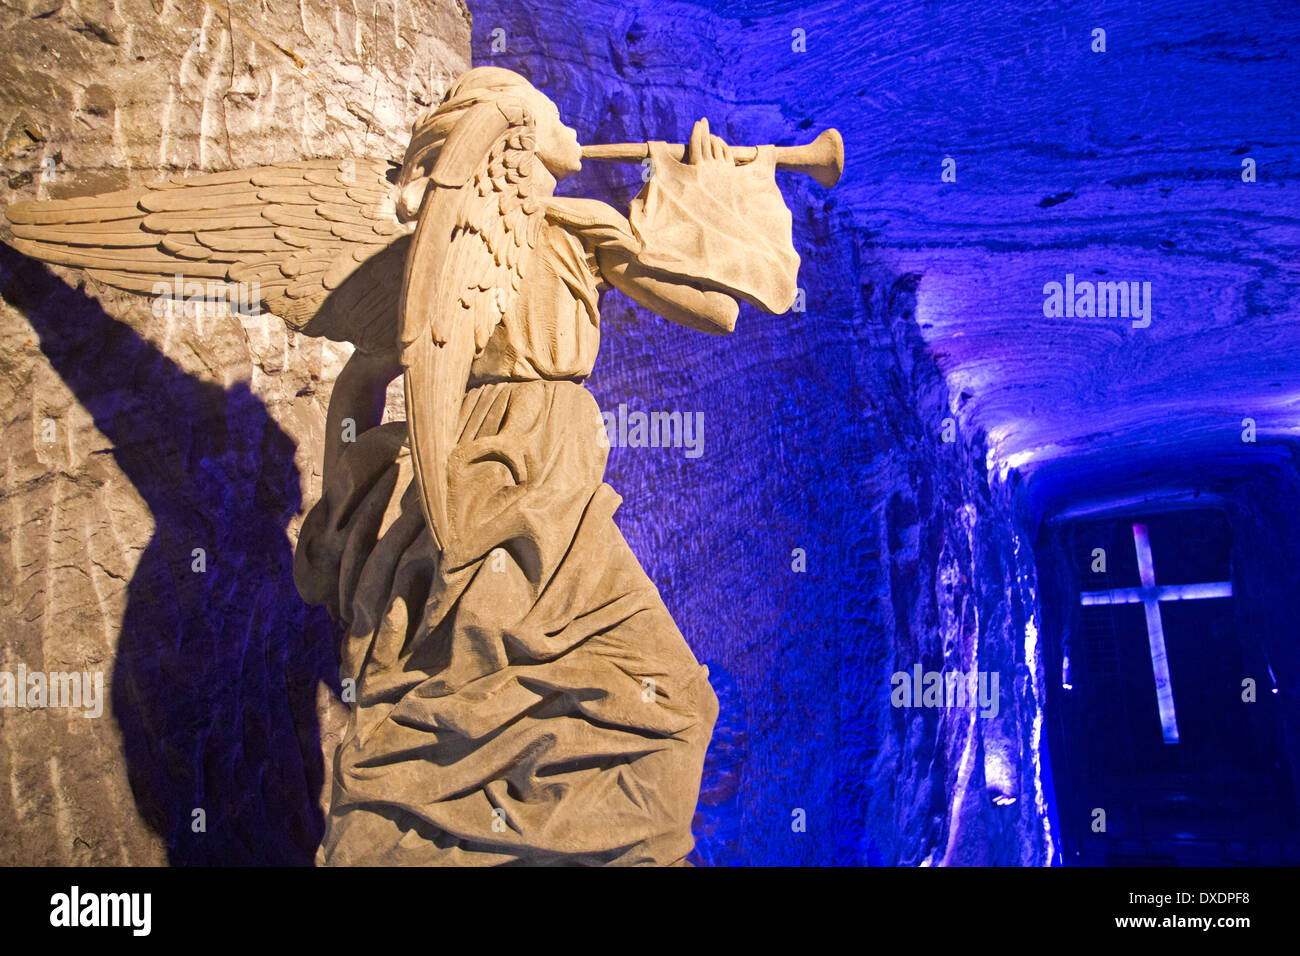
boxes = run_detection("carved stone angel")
[6,66,825,865]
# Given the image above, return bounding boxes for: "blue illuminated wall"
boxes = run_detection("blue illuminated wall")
[465,0,1078,865]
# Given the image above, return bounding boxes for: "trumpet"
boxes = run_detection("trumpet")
[581,128,844,189]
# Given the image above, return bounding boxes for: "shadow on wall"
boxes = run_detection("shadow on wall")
[0,247,336,865]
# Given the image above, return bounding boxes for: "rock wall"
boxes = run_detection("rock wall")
[0,0,469,864]
[859,271,1047,866]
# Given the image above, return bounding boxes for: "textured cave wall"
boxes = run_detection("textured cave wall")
[467,1,1049,865]
[855,270,1046,866]
[0,0,469,864]
[1220,459,1300,822]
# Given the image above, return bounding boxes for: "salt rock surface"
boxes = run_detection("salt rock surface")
[0,0,468,865]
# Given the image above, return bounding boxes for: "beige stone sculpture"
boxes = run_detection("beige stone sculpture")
[4,66,843,866]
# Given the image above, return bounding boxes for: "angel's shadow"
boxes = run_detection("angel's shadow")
[0,246,337,865]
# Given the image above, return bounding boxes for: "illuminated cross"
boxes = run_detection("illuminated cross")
[1079,522,1233,745]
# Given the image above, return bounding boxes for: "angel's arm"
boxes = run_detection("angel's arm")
[323,347,402,489]
[596,247,739,334]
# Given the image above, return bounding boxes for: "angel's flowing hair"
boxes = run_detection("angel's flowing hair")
[394,67,544,222]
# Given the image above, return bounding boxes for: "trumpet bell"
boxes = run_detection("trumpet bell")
[792,129,844,189]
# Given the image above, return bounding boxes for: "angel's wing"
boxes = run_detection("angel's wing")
[4,158,412,354]
[398,102,544,552]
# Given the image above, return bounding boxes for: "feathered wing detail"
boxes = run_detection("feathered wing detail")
[399,103,545,552]
[5,103,547,553]
[4,159,413,353]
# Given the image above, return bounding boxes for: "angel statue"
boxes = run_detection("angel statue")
[5,66,843,866]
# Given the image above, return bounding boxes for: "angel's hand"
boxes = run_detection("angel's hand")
[323,346,403,488]
[686,118,737,166]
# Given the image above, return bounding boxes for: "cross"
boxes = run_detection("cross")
[1079,522,1233,745]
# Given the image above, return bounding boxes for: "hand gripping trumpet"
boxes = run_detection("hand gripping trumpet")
[581,128,845,189]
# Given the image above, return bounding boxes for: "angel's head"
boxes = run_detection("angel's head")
[529,94,583,180]
[396,67,581,220]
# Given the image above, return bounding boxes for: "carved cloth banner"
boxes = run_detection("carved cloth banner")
[629,142,800,313]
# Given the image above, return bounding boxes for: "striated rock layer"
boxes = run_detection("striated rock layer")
[0,0,469,864]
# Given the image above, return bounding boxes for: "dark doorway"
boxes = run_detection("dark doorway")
[1040,506,1299,865]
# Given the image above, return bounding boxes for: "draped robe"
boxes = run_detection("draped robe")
[294,209,719,866]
